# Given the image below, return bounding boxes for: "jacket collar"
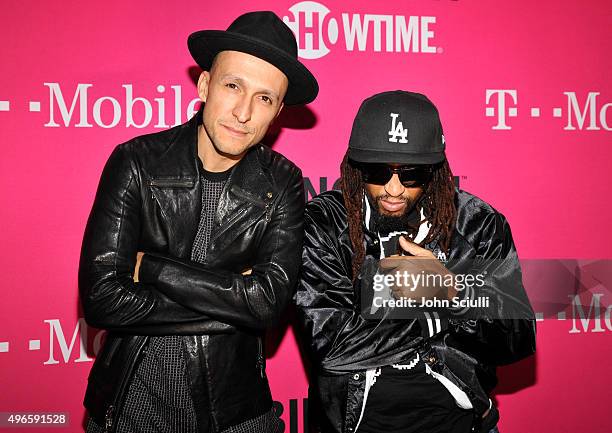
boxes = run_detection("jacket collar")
[147,107,201,178]
[149,105,274,204]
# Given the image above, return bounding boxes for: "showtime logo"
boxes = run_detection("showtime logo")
[282,1,440,59]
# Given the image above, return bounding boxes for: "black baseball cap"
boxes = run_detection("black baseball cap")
[348,91,446,164]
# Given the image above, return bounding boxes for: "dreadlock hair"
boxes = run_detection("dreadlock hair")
[340,151,457,281]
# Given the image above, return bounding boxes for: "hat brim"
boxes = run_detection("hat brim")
[348,148,446,165]
[188,30,318,105]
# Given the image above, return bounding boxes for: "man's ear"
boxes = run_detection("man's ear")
[197,71,211,102]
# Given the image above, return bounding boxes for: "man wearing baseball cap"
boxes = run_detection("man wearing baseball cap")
[296,91,535,432]
[80,11,317,433]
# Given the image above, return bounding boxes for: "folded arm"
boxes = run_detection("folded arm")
[78,144,233,334]
[138,167,305,330]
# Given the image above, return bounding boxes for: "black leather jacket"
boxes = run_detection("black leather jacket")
[296,190,536,433]
[78,108,304,432]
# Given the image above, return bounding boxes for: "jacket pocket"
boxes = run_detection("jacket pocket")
[86,333,119,382]
[101,334,121,368]
[84,335,148,432]
[147,177,195,204]
[148,178,195,188]
[230,185,267,208]
[421,341,489,415]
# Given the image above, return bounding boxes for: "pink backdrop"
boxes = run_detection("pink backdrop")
[1,1,611,432]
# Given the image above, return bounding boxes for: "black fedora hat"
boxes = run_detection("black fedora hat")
[188,11,318,105]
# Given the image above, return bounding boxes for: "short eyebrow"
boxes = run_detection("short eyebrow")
[220,74,280,100]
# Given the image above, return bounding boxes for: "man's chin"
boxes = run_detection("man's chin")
[377,202,409,217]
[372,200,420,233]
[378,209,406,218]
[213,141,253,160]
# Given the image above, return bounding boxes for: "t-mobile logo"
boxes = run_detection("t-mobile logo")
[485,89,611,131]
[485,89,518,130]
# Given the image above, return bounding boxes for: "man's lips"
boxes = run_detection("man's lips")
[221,124,250,137]
[380,199,407,212]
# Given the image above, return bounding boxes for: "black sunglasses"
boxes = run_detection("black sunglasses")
[356,163,433,187]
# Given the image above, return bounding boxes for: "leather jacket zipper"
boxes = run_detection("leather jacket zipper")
[148,179,194,187]
[209,186,270,244]
[148,179,195,202]
[104,405,114,433]
[200,335,219,432]
[256,337,266,379]
[210,207,251,245]
[264,204,272,222]
[230,185,273,221]
[104,338,148,433]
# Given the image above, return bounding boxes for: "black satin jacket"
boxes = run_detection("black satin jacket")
[78,108,304,432]
[296,190,536,433]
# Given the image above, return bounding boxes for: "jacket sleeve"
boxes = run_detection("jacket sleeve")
[137,167,305,330]
[446,210,536,365]
[295,203,424,374]
[79,143,233,334]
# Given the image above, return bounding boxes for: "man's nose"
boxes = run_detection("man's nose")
[232,95,252,123]
[384,173,405,197]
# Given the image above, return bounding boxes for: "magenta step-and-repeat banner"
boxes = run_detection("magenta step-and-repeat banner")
[1,1,610,432]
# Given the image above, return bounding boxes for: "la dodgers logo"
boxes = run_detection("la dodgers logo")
[436,250,448,262]
[388,113,408,143]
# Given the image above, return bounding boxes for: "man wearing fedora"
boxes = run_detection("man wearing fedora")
[79,11,317,433]
[296,91,535,432]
